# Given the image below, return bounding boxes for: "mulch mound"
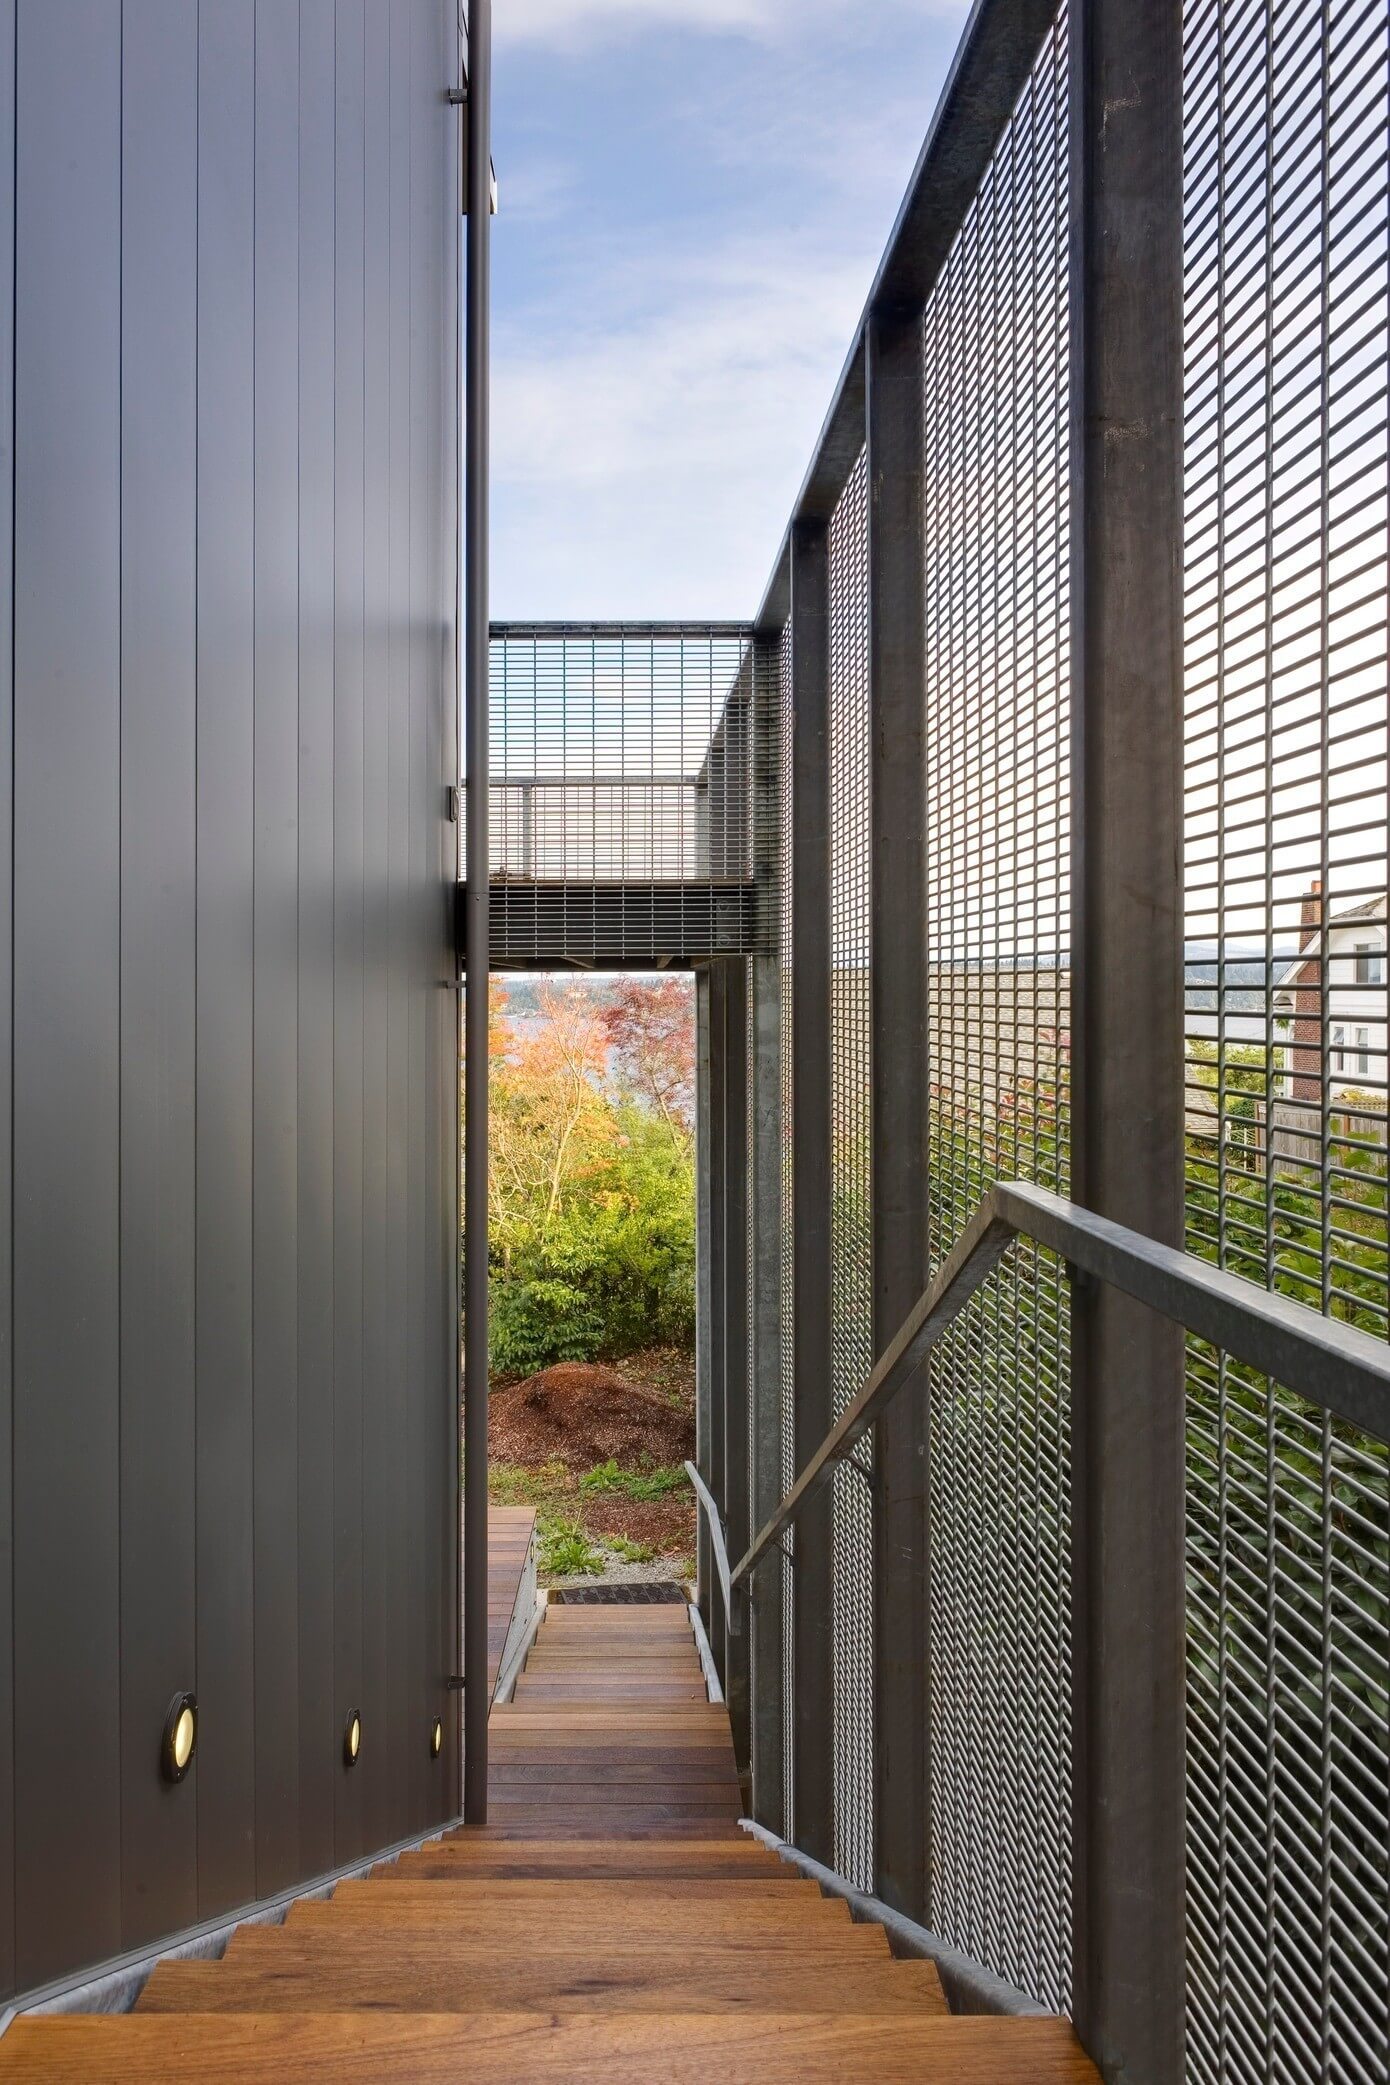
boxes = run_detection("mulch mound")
[490,1362,695,1477]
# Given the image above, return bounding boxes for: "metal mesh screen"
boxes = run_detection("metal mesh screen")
[920,3,1073,2008]
[777,614,797,1837]
[484,625,762,965]
[828,448,875,1893]
[1182,0,1390,2073]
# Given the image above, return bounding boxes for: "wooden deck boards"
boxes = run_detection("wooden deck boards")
[0,1600,1101,2081]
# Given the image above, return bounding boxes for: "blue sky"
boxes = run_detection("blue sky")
[491,0,970,620]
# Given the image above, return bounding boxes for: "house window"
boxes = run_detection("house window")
[1331,1024,1345,1072]
[1354,1027,1370,1077]
[1354,942,1384,985]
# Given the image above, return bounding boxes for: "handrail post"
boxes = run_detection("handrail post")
[866,305,930,1922]
[788,520,835,1864]
[1070,0,1185,2071]
[461,0,492,1830]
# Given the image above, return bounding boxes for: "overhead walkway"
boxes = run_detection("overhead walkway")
[0,1602,1098,2080]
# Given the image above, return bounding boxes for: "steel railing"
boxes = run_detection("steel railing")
[699,1180,1390,1596]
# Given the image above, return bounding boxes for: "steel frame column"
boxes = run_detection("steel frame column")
[706,959,729,1684]
[694,965,714,1627]
[747,638,786,1834]
[1069,0,1185,2074]
[461,0,492,1829]
[866,307,929,1920]
[722,959,751,1780]
[788,521,835,1866]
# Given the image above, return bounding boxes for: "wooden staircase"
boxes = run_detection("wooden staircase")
[0,1601,1099,2079]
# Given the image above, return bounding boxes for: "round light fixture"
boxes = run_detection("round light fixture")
[343,1709,362,1769]
[430,1717,444,1760]
[162,1693,198,1784]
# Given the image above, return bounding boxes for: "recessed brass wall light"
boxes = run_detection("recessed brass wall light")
[343,1709,362,1769]
[162,1693,198,1784]
[431,1717,444,1759]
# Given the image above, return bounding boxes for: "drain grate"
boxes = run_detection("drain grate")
[550,1582,688,1607]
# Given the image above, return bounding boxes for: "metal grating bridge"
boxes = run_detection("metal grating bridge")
[461,624,775,970]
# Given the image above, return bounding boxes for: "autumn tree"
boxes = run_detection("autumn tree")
[599,977,696,1152]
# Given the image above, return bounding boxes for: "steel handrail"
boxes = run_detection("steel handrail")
[731,1178,1390,1591]
[685,1460,741,1635]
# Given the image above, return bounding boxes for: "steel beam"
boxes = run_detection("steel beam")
[865,308,930,1921]
[787,522,835,1867]
[461,0,492,1829]
[1069,0,1185,2074]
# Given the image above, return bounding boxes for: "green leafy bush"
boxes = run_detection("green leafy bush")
[538,1516,602,1578]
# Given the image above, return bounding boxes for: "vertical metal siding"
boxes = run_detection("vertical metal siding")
[0,0,459,2004]
[295,0,339,1886]
[118,0,200,1948]
[12,0,123,1989]
[252,0,304,1900]
[0,0,13,2006]
[195,0,258,1919]
[332,0,368,1871]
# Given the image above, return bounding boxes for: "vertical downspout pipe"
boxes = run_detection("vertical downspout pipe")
[462,0,492,1828]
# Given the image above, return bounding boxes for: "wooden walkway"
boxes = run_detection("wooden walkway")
[0,1602,1100,2079]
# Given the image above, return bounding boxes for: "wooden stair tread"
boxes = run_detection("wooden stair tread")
[138,1954,949,2015]
[0,2013,1102,2080]
[0,1604,1099,2084]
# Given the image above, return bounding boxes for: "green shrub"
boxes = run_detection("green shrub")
[538,1516,602,1578]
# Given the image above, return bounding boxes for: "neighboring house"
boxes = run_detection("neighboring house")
[1273,882,1387,1105]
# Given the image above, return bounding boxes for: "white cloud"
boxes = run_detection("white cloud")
[493,234,867,617]
[498,0,959,50]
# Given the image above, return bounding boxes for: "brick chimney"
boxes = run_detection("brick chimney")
[1289,878,1323,1102]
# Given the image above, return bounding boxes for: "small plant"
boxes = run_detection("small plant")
[579,1459,690,1503]
[605,1535,657,1564]
[538,1515,602,1578]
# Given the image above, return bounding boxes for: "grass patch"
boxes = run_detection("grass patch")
[538,1515,603,1578]
[579,1459,690,1503]
[604,1535,658,1564]
[489,1459,569,1506]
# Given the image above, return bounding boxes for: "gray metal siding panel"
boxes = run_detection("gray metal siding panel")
[118,0,200,1950]
[0,0,458,2006]
[0,0,14,2003]
[406,0,436,1835]
[361,0,395,1856]
[11,0,123,1987]
[385,0,415,1824]
[332,0,367,1868]
[195,0,258,1920]
[295,0,338,1887]
[252,0,303,1900]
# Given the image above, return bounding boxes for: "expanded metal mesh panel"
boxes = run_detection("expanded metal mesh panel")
[920,4,1073,2008]
[775,616,797,1836]
[1182,0,1390,2074]
[828,448,875,1893]
[484,626,763,964]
